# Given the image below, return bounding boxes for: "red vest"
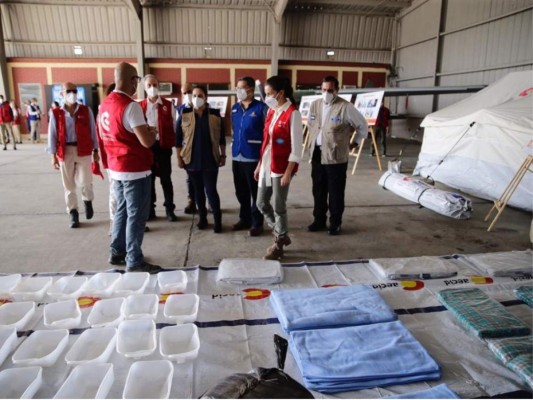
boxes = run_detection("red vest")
[99,92,153,173]
[53,105,93,161]
[0,102,13,123]
[139,97,175,149]
[13,108,22,125]
[260,104,299,175]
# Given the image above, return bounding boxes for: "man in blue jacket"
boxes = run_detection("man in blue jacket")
[231,77,267,236]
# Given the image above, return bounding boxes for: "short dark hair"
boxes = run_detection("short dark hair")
[322,75,339,90]
[238,76,255,89]
[265,75,295,103]
[193,84,208,97]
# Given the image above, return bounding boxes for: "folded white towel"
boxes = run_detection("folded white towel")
[217,258,283,285]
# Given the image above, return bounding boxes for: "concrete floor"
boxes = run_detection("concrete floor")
[0,137,531,274]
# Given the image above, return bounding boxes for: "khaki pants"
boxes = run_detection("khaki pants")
[0,123,16,148]
[59,146,94,213]
[12,124,22,143]
[30,120,41,142]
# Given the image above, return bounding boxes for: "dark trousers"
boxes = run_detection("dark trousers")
[186,171,195,202]
[371,126,387,156]
[189,169,221,220]
[150,142,175,213]
[232,160,263,228]
[311,146,348,228]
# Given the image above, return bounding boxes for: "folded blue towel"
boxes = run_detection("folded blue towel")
[270,285,397,332]
[386,383,460,399]
[289,320,441,393]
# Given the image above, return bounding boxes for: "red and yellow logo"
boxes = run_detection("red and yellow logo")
[401,280,424,291]
[243,288,271,300]
[518,87,533,97]
[471,276,493,285]
[77,296,100,308]
[159,292,184,304]
[321,284,348,288]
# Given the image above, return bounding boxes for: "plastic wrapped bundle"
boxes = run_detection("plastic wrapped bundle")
[487,336,533,389]
[217,259,283,285]
[465,250,533,277]
[369,255,458,280]
[386,383,460,399]
[378,171,472,219]
[199,368,314,399]
[437,288,531,338]
[515,286,533,307]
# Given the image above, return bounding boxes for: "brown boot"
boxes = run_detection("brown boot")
[263,234,291,260]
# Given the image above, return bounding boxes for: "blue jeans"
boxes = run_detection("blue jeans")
[110,175,151,268]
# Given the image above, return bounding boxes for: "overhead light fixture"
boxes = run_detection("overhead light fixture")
[73,46,83,55]
[326,50,335,57]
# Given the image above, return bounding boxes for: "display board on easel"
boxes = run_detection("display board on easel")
[207,96,228,118]
[350,90,385,175]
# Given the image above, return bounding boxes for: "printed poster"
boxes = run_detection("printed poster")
[354,91,384,126]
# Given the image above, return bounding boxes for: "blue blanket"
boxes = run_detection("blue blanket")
[386,383,460,399]
[289,320,441,393]
[270,285,397,332]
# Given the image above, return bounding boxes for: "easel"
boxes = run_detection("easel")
[301,123,309,158]
[350,126,382,175]
[484,155,533,232]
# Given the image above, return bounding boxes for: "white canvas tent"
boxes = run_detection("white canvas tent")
[414,71,533,212]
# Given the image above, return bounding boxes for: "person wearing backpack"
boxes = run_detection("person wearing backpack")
[0,94,16,150]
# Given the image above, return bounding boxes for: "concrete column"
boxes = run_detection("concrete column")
[0,5,10,99]
[270,16,280,76]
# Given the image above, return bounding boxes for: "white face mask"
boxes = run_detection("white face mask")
[265,95,278,109]
[322,91,335,104]
[146,86,159,98]
[65,92,77,105]
[182,94,192,106]
[192,96,205,109]
[236,88,248,102]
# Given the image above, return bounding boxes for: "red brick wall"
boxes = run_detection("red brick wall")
[186,69,230,85]
[51,67,97,85]
[361,72,387,88]
[342,71,358,87]
[148,67,182,96]
[297,70,337,86]
[234,69,267,85]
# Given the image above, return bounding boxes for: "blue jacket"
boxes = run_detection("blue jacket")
[231,99,266,160]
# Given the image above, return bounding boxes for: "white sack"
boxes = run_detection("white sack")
[379,172,473,219]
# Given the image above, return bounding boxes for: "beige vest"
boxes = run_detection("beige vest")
[307,97,354,164]
[180,109,222,165]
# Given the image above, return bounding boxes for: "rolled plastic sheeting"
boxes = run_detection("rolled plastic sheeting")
[379,171,473,219]
[199,367,314,399]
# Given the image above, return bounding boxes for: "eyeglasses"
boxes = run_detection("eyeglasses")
[64,89,78,94]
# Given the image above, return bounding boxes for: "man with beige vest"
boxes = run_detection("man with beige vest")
[306,75,368,235]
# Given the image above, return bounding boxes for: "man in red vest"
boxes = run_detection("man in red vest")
[0,94,16,150]
[99,62,161,274]
[139,74,178,222]
[48,82,99,228]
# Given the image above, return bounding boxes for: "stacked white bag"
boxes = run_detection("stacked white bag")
[378,171,473,219]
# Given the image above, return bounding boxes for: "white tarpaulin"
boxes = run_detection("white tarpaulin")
[413,71,533,211]
[378,172,473,219]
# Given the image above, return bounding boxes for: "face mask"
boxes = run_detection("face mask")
[236,88,248,102]
[182,94,192,106]
[65,92,77,105]
[265,95,278,109]
[146,87,159,98]
[322,91,335,104]
[192,97,205,109]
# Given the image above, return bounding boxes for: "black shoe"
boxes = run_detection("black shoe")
[2,147,5,151]
[249,226,264,237]
[232,220,251,231]
[148,209,156,220]
[108,254,126,265]
[307,221,326,232]
[13,147,17,150]
[184,199,196,214]
[214,223,222,233]
[166,211,178,222]
[197,218,208,230]
[144,226,150,232]
[84,200,94,220]
[69,209,80,228]
[328,225,342,236]
[127,261,162,274]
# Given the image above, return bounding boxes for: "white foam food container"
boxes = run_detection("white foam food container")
[47,276,88,300]
[123,294,159,320]
[65,327,117,365]
[158,270,188,293]
[0,327,17,367]
[54,363,114,399]
[12,329,69,367]
[0,301,36,331]
[87,297,124,328]
[117,319,156,359]
[159,324,200,364]
[122,360,173,399]
[83,273,121,298]
[43,299,82,329]
[114,272,149,296]
[0,366,43,399]
[0,274,22,297]
[11,277,53,301]
[163,294,199,323]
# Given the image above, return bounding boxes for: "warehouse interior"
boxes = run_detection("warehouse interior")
[0,0,532,399]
